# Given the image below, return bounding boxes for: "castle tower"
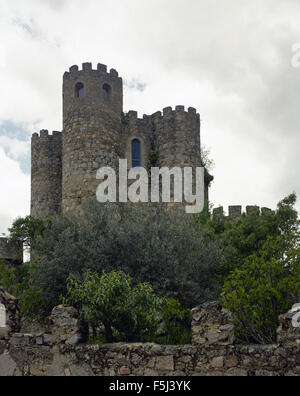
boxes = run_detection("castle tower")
[152,106,201,169]
[31,130,62,217]
[62,63,123,213]
[151,106,211,201]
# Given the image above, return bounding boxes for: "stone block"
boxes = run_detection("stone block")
[155,356,174,371]
[0,354,17,376]
[211,356,224,369]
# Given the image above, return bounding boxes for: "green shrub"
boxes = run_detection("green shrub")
[222,235,300,344]
[156,298,191,345]
[0,261,17,295]
[196,193,299,278]
[9,215,51,250]
[64,270,191,344]
[28,200,223,315]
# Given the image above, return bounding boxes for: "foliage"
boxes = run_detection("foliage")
[17,261,45,317]
[150,151,159,166]
[63,270,189,343]
[157,298,191,345]
[19,287,44,318]
[222,235,300,344]
[9,215,51,250]
[0,261,17,295]
[200,145,215,172]
[7,189,299,348]
[28,201,223,315]
[196,193,299,277]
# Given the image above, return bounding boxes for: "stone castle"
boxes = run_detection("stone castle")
[30,62,212,218]
[0,61,271,265]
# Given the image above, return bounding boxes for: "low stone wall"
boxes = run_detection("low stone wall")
[0,238,23,265]
[0,301,299,376]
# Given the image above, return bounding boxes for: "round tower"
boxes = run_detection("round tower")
[153,106,201,169]
[62,62,123,213]
[151,105,212,204]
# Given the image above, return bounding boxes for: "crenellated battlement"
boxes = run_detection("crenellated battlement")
[32,130,62,141]
[156,105,200,119]
[124,106,199,122]
[213,205,273,220]
[63,62,121,82]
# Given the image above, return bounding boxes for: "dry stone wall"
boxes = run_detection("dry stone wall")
[0,302,300,376]
[0,300,299,376]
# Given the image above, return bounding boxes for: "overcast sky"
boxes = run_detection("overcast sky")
[0,0,300,234]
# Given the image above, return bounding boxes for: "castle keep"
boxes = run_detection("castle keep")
[31,62,211,217]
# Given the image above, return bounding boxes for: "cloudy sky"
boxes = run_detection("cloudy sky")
[0,0,300,234]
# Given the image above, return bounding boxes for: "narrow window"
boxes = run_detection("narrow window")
[102,84,111,100]
[75,82,84,99]
[132,139,141,168]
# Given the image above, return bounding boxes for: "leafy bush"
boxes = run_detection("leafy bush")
[9,215,51,250]
[63,270,190,344]
[222,235,300,344]
[156,298,191,345]
[27,200,223,315]
[196,193,299,277]
[0,261,17,295]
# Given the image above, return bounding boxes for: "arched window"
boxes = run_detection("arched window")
[0,304,6,328]
[102,84,111,100]
[75,82,85,99]
[132,139,141,168]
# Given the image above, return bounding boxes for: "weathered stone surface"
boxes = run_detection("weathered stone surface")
[144,368,159,376]
[65,333,82,346]
[0,303,298,376]
[120,366,131,375]
[211,356,224,369]
[46,354,65,377]
[226,356,238,368]
[0,354,17,376]
[155,356,174,371]
[277,304,300,346]
[0,289,21,335]
[192,301,234,346]
[0,327,8,339]
[43,334,54,346]
[50,305,87,345]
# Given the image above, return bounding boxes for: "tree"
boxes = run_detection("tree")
[0,261,17,295]
[28,200,223,315]
[9,215,51,250]
[222,235,300,344]
[63,270,190,343]
[197,193,299,276]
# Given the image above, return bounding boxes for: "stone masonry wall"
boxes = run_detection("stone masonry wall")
[0,238,23,265]
[31,130,62,217]
[62,63,122,214]
[213,205,272,221]
[0,301,299,376]
[31,61,211,218]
